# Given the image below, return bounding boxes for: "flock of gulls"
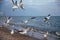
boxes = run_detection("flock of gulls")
[0,0,60,39]
[12,0,24,11]
[0,6,60,38]
[0,14,52,38]
[0,14,60,37]
[0,0,60,38]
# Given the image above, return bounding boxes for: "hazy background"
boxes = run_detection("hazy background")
[0,0,60,16]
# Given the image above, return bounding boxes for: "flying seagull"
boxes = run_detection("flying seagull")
[12,0,18,9]
[5,17,12,24]
[31,17,36,19]
[19,27,30,34]
[12,0,14,4]
[19,0,24,9]
[44,14,51,22]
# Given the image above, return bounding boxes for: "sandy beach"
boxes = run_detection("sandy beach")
[0,27,40,40]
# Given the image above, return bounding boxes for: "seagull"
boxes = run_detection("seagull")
[44,14,51,23]
[19,27,30,34]
[24,20,28,24]
[44,32,48,38]
[56,32,60,35]
[6,17,12,24]
[12,0,24,9]
[12,0,18,9]
[10,25,15,34]
[19,0,24,9]
[11,29,14,34]
[4,17,12,24]
[31,28,35,36]
[31,17,36,19]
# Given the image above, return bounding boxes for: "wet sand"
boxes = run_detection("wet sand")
[0,27,40,40]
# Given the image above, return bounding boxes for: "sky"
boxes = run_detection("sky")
[0,0,60,16]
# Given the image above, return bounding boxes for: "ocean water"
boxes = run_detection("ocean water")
[0,16,60,40]
[0,16,60,33]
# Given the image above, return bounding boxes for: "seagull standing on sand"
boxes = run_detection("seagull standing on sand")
[43,32,48,38]
[11,29,14,34]
[31,28,35,36]
[43,32,48,40]
[11,25,15,34]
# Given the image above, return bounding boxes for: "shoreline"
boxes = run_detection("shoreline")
[0,23,60,40]
[0,27,40,40]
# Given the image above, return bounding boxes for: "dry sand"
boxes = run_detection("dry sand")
[0,27,40,40]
